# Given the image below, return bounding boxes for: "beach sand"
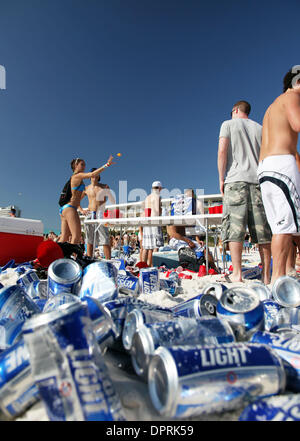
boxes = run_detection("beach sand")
[1,249,266,422]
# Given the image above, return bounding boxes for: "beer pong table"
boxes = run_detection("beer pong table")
[84,214,223,272]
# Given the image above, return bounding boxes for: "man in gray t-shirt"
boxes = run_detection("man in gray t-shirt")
[217,100,272,283]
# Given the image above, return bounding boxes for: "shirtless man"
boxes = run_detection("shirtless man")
[80,168,115,259]
[258,67,300,284]
[142,181,164,266]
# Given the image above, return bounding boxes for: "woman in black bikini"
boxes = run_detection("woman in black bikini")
[60,155,114,244]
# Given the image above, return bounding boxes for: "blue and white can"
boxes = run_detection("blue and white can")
[27,280,48,300]
[0,285,40,322]
[269,307,300,333]
[131,316,235,379]
[159,279,179,296]
[216,287,264,340]
[0,318,24,351]
[42,292,81,313]
[251,330,300,392]
[262,300,283,331]
[22,302,126,421]
[122,305,174,351]
[117,273,139,296]
[82,296,118,352]
[139,267,160,294]
[241,266,261,280]
[239,394,300,421]
[148,343,286,418]
[80,261,118,303]
[103,297,150,339]
[0,339,39,418]
[17,269,40,294]
[48,258,82,298]
[171,294,218,318]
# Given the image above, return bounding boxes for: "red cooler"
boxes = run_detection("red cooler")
[0,217,44,266]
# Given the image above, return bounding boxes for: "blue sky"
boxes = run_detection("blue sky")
[0,0,299,232]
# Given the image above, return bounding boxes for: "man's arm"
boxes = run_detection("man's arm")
[167,226,195,248]
[218,137,229,196]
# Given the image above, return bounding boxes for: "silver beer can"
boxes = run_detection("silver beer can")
[122,307,174,351]
[131,316,235,380]
[272,276,300,308]
[47,258,82,298]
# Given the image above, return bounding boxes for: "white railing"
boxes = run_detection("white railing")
[79,194,222,231]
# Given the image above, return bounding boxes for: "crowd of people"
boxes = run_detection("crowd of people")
[44,67,300,287]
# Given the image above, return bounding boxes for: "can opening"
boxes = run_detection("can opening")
[53,261,79,280]
[148,347,178,416]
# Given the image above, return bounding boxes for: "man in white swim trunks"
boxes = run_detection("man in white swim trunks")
[258,67,300,284]
[79,168,115,259]
[142,181,164,266]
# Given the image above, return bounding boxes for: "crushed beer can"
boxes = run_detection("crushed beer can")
[262,300,283,331]
[139,267,160,294]
[203,283,227,300]
[0,339,40,419]
[0,318,24,351]
[250,282,271,301]
[0,285,40,322]
[131,316,235,379]
[42,292,81,313]
[17,270,40,294]
[159,279,179,296]
[48,258,82,298]
[79,261,118,303]
[241,266,261,280]
[216,287,264,340]
[269,307,300,333]
[239,394,300,421]
[251,330,300,392]
[117,273,139,296]
[22,302,126,421]
[27,280,48,300]
[122,306,174,351]
[148,342,286,418]
[272,276,300,307]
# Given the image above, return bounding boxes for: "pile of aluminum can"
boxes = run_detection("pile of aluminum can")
[0,256,300,421]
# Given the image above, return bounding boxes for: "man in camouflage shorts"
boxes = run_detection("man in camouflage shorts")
[218,101,272,283]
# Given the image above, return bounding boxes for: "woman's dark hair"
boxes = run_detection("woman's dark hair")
[71,158,84,171]
[283,67,300,92]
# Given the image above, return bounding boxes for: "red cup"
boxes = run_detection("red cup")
[198,264,207,277]
[208,207,214,214]
[145,208,152,217]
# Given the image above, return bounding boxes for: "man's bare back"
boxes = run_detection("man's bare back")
[260,89,300,161]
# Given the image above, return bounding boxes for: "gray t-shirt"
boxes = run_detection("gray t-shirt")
[219,118,262,184]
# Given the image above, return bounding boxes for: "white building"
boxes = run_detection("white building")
[0,205,21,217]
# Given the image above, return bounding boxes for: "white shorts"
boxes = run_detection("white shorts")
[257,155,300,235]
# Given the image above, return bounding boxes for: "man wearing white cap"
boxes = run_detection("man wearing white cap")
[142,181,164,266]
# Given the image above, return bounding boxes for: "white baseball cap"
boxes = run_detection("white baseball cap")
[152,181,163,188]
